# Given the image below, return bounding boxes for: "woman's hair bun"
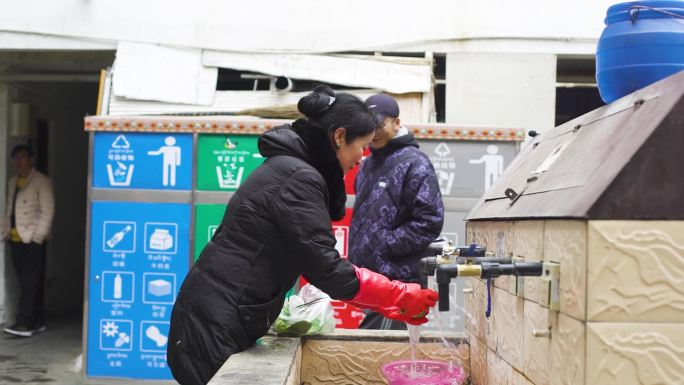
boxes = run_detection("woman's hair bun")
[297,85,336,119]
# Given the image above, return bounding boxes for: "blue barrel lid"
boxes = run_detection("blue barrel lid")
[605,0,684,24]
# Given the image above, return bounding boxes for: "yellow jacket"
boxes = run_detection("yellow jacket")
[3,169,54,244]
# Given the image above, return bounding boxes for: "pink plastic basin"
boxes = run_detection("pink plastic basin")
[381,360,466,385]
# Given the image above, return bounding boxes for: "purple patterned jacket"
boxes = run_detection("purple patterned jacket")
[349,133,444,283]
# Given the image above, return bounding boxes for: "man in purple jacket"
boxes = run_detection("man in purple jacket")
[349,93,444,330]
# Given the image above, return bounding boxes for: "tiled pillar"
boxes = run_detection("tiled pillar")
[468,220,587,385]
[468,219,684,385]
[586,221,684,385]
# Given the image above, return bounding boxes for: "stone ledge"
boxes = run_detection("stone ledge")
[208,329,466,385]
[208,335,301,385]
[304,328,465,343]
[208,329,467,385]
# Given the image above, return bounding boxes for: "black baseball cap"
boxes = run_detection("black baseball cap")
[365,93,399,125]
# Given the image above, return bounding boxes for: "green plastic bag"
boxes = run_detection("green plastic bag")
[274,284,335,336]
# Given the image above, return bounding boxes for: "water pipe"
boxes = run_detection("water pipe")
[435,261,543,311]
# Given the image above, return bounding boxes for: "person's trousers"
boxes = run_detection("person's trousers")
[358,310,407,330]
[9,241,46,327]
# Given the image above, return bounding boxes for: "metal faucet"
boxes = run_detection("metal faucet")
[419,242,506,288]
[435,261,543,311]
[419,242,544,311]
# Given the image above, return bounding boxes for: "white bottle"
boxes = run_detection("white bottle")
[107,225,132,248]
[113,273,122,299]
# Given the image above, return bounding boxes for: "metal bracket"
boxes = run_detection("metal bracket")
[505,187,527,207]
[540,261,561,311]
[511,256,525,297]
[505,188,518,200]
[532,328,551,338]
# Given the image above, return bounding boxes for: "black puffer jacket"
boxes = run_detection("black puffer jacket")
[167,122,359,385]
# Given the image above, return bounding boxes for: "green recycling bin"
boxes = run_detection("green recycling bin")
[194,204,227,260]
[197,135,264,191]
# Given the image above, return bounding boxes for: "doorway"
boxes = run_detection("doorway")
[1,50,114,328]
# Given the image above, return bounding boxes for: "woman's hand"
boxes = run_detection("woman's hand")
[377,284,438,325]
[347,266,438,325]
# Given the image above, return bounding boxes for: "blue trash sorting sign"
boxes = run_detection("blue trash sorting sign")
[86,201,190,380]
[93,132,193,190]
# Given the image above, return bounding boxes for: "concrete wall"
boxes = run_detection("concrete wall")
[445,53,557,134]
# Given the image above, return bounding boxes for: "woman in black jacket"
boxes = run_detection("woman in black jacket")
[167,86,438,385]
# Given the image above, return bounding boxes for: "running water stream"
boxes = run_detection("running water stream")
[407,324,421,378]
[390,278,471,384]
[428,277,470,384]
[401,312,467,384]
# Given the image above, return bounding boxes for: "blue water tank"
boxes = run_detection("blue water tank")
[596,1,684,103]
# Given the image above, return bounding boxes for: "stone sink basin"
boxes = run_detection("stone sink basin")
[208,329,469,385]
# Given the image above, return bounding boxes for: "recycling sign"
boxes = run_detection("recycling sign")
[196,135,264,191]
[93,133,193,190]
